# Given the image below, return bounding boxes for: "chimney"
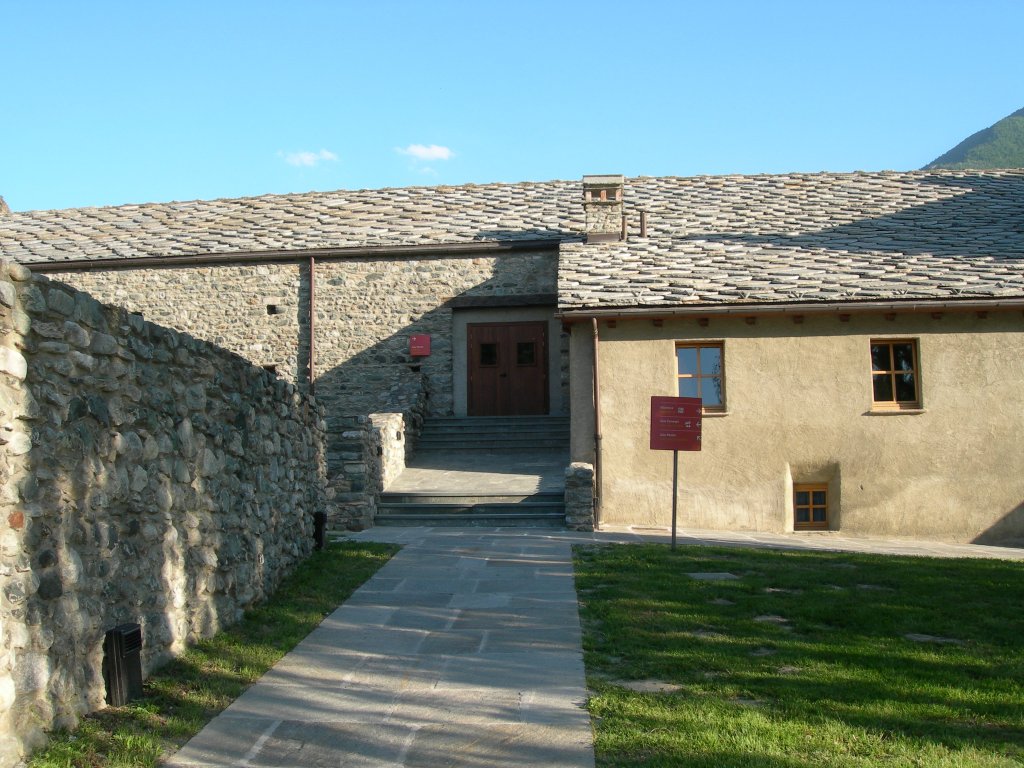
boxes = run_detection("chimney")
[582,175,624,243]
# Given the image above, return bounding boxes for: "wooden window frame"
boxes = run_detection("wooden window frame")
[676,341,726,413]
[794,483,828,531]
[870,338,921,411]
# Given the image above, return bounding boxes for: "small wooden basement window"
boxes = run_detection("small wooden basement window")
[794,484,828,531]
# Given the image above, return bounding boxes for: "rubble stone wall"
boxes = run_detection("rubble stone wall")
[311,250,559,417]
[0,263,328,767]
[47,247,562,421]
[45,263,306,384]
[564,463,595,531]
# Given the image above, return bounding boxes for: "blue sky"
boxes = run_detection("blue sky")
[2,0,1022,212]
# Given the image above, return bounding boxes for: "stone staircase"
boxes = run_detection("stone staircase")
[414,415,570,452]
[375,491,567,527]
[375,415,570,527]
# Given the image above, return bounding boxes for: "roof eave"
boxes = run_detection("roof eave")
[21,238,568,272]
[557,296,1024,321]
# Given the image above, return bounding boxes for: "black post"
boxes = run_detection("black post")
[671,449,679,551]
[314,511,327,550]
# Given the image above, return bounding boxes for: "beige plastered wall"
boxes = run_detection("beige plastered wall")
[570,310,1024,544]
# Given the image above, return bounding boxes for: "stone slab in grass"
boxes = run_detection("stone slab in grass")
[614,679,683,694]
[904,633,964,645]
[733,698,766,708]
[687,572,740,581]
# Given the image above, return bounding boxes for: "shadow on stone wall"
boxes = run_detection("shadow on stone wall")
[2,269,326,765]
[307,246,567,459]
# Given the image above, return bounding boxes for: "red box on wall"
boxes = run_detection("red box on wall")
[409,334,431,357]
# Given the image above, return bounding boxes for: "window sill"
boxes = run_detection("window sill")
[865,407,925,416]
[702,410,729,418]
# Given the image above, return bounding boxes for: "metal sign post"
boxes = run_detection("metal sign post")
[650,396,702,550]
[671,449,679,549]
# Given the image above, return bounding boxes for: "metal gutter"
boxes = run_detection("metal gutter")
[22,238,565,273]
[559,296,1024,321]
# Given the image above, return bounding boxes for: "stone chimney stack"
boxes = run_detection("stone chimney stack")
[582,175,624,243]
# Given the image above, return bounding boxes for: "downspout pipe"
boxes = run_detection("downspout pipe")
[592,317,603,528]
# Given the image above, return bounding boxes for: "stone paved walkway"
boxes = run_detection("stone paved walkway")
[165,523,1022,767]
[385,449,567,495]
[165,530,593,768]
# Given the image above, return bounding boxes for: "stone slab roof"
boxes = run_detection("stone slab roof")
[561,170,1024,310]
[0,181,580,264]
[2,170,1023,309]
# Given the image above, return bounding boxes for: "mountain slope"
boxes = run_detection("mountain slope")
[923,107,1024,170]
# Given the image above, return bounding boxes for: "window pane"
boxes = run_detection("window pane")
[678,378,699,398]
[812,491,826,506]
[895,373,917,402]
[873,374,893,401]
[700,346,721,376]
[870,344,890,372]
[480,343,498,366]
[795,491,810,506]
[703,377,722,407]
[677,347,697,375]
[892,343,915,372]
[796,508,810,523]
[516,342,535,366]
[812,508,827,522]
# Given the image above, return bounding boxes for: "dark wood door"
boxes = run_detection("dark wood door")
[467,322,548,416]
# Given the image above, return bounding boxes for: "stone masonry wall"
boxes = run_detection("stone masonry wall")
[48,248,561,421]
[0,263,327,767]
[46,263,305,385]
[325,408,424,532]
[564,463,595,531]
[313,250,558,417]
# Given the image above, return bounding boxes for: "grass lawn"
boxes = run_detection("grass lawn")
[28,541,398,768]
[574,544,1024,768]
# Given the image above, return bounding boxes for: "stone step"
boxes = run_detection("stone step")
[418,426,569,438]
[420,417,568,431]
[424,416,569,425]
[374,512,566,528]
[415,439,569,452]
[379,501,565,516]
[381,492,564,505]
[417,416,569,454]
[377,491,566,528]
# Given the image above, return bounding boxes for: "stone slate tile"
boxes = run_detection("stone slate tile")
[249,721,411,767]
[225,682,399,723]
[403,721,593,768]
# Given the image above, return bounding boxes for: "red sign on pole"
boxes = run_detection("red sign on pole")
[650,396,702,451]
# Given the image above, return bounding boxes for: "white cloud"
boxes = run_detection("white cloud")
[279,149,339,167]
[397,144,454,161]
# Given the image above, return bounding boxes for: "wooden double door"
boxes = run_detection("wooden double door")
[467,321,549,416]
